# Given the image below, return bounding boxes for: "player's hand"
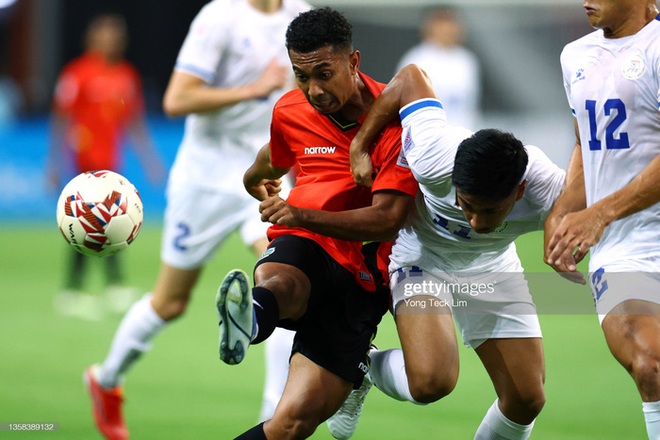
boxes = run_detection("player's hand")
[46,167,61,194]
[259,196,302,227]
[264,179,282,197]
[245,179,274,202]
[253,59,289,98]
[350,139,374,187]
[544,208,605,285]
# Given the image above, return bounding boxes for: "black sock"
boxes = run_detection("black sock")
[251,287,279,345]
[234,422,266,440]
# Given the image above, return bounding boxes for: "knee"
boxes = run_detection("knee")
[151,291,191,321]
[631,352,660,399]
[501,388,546,425]
[408,371,457,404]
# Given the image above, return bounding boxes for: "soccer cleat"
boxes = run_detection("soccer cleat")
[84,365,128,440]
[326,364,374,439]
[216,269,254,365]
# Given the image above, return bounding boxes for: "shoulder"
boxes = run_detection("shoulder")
[561,30,600,59]
[523,145,565,189]
[192,0,236,27]
[273,89,310,120]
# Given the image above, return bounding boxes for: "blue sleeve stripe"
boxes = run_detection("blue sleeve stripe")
[399,99,443,121]
[175,63,214,83]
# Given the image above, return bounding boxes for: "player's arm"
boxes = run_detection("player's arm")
[162,59,289,117]
[546,118,660,274]
[543,122,588,282]
[351,64,436,186]
[259,190,414,241]
[46,112,71,192]
[125,118,166,185]
[244,143,289,202]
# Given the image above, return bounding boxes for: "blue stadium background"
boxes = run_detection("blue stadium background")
[0,116,183,225]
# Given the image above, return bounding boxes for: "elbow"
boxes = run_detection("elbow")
[162,93,186,117]
[372,216,406,242]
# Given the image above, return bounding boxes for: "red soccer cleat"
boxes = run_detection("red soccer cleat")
[84,365,128,440]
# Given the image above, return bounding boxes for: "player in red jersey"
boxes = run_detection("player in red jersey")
[214,7,418,439]
[47,13,164,321]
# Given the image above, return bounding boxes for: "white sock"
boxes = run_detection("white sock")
[259,328,295,421]
[475,400,534,440]
[368,348,423,404]
[97,294,166,388]
[643,401,660,440]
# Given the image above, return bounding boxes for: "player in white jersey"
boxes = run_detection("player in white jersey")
[337,64,565,440]
[545,1,660,438]
[395,6,480,130]
[83,1,309,439]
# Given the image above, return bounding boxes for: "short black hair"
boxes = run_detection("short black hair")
[286,7,353,53]
[452,128,528,200]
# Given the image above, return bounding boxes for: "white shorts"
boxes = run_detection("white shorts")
[390,256,541,349]
[160,184,269,269]
[589,256,660,324]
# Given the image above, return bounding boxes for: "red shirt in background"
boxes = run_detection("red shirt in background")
[269,71,418,291]
[53,52,144,172]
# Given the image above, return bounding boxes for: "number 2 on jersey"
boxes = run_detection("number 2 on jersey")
[585,99,630,151]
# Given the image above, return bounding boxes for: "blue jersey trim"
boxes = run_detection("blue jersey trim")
[175,63,214,83]
[399,99,443,121]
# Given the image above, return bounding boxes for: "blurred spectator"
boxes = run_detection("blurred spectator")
[47,13,165,320]
[396,5,481,130]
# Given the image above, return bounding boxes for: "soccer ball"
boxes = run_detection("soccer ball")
[56,170,143,257]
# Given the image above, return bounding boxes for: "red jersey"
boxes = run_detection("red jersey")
[53,52,144,171]
[269,72,418,291]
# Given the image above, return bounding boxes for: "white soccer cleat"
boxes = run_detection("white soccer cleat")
[216,269,254,365]
[326,369,373,439]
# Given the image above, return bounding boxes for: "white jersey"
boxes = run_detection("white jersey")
[396,44,480,130]
[168,0,310,191]
[390,98,565,273]
[560,15,660,268]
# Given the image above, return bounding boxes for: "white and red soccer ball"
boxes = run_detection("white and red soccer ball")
[56,170,143,257]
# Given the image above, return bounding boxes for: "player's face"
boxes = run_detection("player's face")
[289,46,360,115]
[582,0,647,37]
[89,22,127,61]
[455,182,526,234]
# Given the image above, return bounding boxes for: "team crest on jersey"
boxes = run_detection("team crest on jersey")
[258,247,275,261]
[622,54,646,80]
[492,221,509,233]
[571,68,586,85]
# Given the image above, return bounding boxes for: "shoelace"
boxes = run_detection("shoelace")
[339,381,370,416]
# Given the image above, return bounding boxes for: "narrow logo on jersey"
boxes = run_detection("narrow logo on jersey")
[304,146,336,155]
[572,68,586,85]
[622,54,646,80]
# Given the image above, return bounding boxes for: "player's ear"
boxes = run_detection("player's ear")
[515,179,528,201]
[349,49,360,73]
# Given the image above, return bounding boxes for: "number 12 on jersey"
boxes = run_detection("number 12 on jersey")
[585,99,630,151]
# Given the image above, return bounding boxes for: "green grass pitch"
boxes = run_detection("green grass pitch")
[0,226,647,438]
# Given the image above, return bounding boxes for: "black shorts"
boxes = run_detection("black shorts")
[255,235,389,387]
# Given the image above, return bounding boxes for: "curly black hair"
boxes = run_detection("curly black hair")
[286,7,353,53]
[452,128,528,201]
